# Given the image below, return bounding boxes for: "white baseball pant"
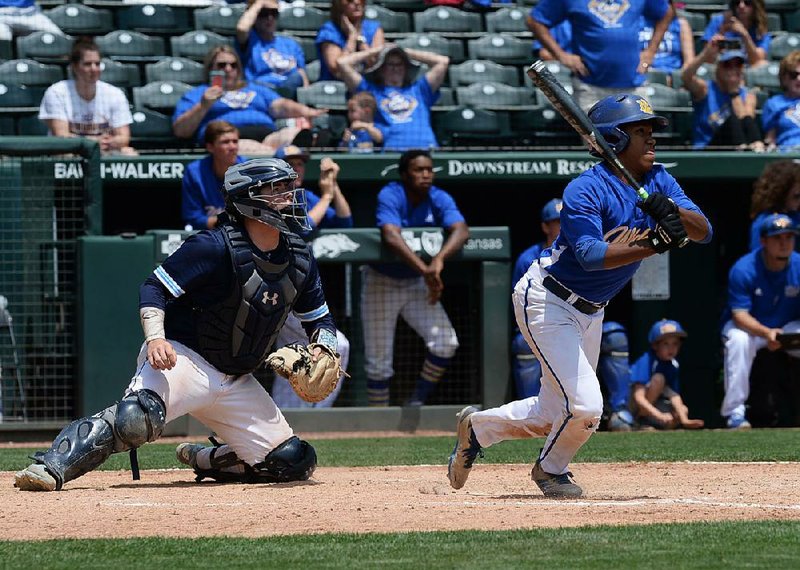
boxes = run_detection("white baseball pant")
[0,6,63,41]
[360,265,459,381]
[720,319,763,419]
[127,340,294,466]
[270,313,350,408]
[469,262,604,475]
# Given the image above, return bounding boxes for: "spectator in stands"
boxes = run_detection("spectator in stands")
[236,0,309,99]
[763,51,800,152]
[316,0,384,82]
[683,44,763,150]
[702,0,769,68]
[722,213,800,429]
[270,145,352,409]
[528,20,572,62]
[510,198,562,400]
[529,0,675,111]
[39,38,137,156]
[181,120,245,231]
[361,150,468,406]
[747,159,800,251]
[172,45,326,155]
[639,9,695,76]
[339,91,382,152]
[0,0,62,42]
[337,44,449,151]
[630,319,704,430]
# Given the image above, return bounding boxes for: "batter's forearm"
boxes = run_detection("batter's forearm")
[679,208,710,242]
[601,242,655,269]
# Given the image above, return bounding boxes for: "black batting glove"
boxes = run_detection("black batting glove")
[639,193,678,222]
[647,213,688,254]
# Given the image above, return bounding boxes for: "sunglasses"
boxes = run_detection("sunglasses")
[786,71,800,80]
[731,0,753,7]
[257,9,279,18]
[215,61,239,69]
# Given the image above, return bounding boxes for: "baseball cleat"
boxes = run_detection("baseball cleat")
[176,443,206,468]
[608,410,634,432]
[447,405,483,490]
[14,463,57,492]
[531,461,583,498]
[726,414,751,430]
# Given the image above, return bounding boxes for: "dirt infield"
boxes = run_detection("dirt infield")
[2,462,799,540]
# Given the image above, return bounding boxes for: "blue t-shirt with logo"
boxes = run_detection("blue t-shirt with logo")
[172,82,281,144]
[315,19,382,81]
[725,249,800,327]
[691,81,748,149]
[702,12,771,53]
[239,31,306,87]
[533,0,669,88]
[639,15,682,72]
[762,93,800,151]
[182,154,246,230]
[372,181,465,279]
[630,349,680,393]
[531,19,573,56]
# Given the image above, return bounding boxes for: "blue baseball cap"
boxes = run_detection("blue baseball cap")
[275,145,309,162]
[648,319,687,344]
[718,50,746,64]
[541,198,563,222]
[760,213,798,238]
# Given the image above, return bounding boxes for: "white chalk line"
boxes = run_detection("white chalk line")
[102,500,261,508]
[446,497,800,510]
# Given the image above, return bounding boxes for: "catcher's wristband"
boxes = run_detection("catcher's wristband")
[311,327,338,354]
[140,307,166,342]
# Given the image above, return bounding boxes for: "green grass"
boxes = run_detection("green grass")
[1,428,798,471]
[0,521,798,569]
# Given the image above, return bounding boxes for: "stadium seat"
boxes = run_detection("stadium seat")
[0,116,14,135]
[523,61,570,89]
[770,33,800,60]
[412,6,482,35]
[170,31,231,63]
[96,31,165,63]
[0,59,63,87]
[277,6,328,36]
[640,83,691,108]
[16,31,74,64]
[646,69,671,86]
[767,13,783,33]
[98,59,141,91]
[485,7,530,34]
[0,38,11,61]
[17,113,47,136]
[145,57,205,86]
[130,108,178,148]
[434,86,456,107]
[45,4,113,36]
[116,4,192,36]
[467,35,532,65]
[194,4,247,36]
[296,81,348,109]
[293,36,317,64]
[397,34,465,63]
[676,10,707,33]
[671,63,714,90]
[305,59,321,83]
[448,59,520,88]
[0,83,41,112]
[372,0,425,12]
[765,0,798,10]
[786,9,800,33]
[510,107,579,147]
[363,5,410,34]
[433,106,514,147]
[456,82,537,109]
[132,81,193,115]
[746,61,781,93]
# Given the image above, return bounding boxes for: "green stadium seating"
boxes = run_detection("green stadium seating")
[523,60,570,89]
[306,59,321,83]
[640,83,691,108]
[449,59,520,88]
[0,116,14,135]
[277,6,328,36]
[769,33,800,60]
[786,9,800,32]
[467,35,532,65]
[433,86,455,107]
[765,0,798,11]
[194,4,246,36]
[130,108,178,149]
[0,83,41,112]
[363,5,410,34]
[677,10,707,33]
[397,34,465,63]
[96,31,165,63]
[98,59,141,91]
[145,57,205,86]
[412,6,483,35]
[170,31,231,62]
[486,7,530,34]
[296,81,348,109]
[0,59,63,87]
[767,12,784,32]
[456,82,537,109]
[45,4,113,36]
[132,81,193,115]
[434,106,514,147]
[510,107,579,147]
[746,61,782,93]
[17,113,47,136]
[0,39,11,61]
[16,31,73,64]
[372,0,425,12]
[115,4,192,36]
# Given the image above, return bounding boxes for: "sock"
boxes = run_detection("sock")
[367,378,390,406]
[411,353,452,404]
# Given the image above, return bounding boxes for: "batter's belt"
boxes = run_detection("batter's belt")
[542,275,606,315]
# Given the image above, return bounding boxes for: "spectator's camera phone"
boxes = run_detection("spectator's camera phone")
[717,39,742,50]
[210,70,224,89]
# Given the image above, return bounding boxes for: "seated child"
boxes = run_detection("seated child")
[630,319,705,430]
[340,92,383,153]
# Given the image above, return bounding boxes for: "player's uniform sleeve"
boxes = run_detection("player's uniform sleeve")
[559,180,609,271]
[727,258,755,314]
[294,254,337,347]
[437,190,466,229]
[658,168,713,244]
[375,184,403,227]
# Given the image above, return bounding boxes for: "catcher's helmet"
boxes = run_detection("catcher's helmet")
[223,158,310,233]
[587,94,668,157]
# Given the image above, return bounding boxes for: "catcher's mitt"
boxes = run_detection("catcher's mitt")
[266,343,344,403]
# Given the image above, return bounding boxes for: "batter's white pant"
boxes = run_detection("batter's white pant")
[469,263,604,476]
[270,313,350,408]
[720,319,763,419]
[571,76,651,113]
[360,266,459,380]
[127,340,293,467]
[0,6,63,41]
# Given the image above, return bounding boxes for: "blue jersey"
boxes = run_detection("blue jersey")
[140,229,330,354]
[315,19,382,82]
[725,249,800,328]
[540,162,711,304]
[533,0,668,88]
[239,31,306,87]
[639,15,683,73]
[749,211,800,251]
[358,76,439,151]
[181,155,246,230]
[762,94,800,151]
[630,349,680,393]
[372,181,465,279]
[304,189,354,234]
[702,12,771,54]
[513,242,545,288]
[339,128,375,153]
[531,19,573,56]
[691,81,748,149]
[172,82,280,145]
[1,1,35,7]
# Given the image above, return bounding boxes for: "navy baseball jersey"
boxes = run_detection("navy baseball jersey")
[630,350,680,393]
[541,162,712,304]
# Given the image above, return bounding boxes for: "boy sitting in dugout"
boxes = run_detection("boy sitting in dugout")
[630,319,705,430]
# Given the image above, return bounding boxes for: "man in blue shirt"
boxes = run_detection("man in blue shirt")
[447,93,711,498]
[182,120,246,230]
[361,150,469,406]
[721,213,800,429]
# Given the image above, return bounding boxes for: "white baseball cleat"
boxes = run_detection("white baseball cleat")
[447,405,483,490]
[14,464,57,492]
[176,443,206,468]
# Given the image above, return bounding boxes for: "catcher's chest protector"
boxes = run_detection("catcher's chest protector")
[196,225,311,375]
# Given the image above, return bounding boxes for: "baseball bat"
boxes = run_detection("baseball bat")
[526,60,689,247]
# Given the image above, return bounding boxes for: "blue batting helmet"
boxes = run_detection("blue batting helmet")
[587,94,669,156]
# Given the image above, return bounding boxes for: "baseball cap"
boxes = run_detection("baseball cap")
[275,145,309,162]
[718,50,746,64]
[760,213,798,237]
[648,319,688,344]
[540,198,563,222]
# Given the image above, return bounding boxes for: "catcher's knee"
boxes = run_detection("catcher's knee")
[111,389,166,448]
[254,436,317,482]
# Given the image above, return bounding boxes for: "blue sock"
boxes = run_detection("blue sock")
[411,353,452,404]
[367,378,390,406]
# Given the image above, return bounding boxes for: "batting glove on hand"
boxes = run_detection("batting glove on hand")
[647,213,688,254]
[639,193,678,222]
